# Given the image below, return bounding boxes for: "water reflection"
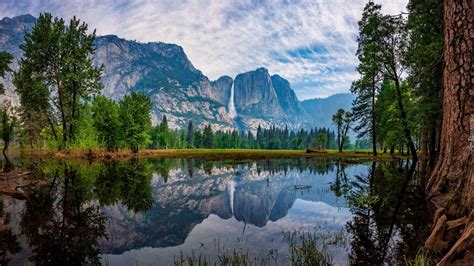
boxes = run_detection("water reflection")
[346,160,431,265]
[19,162,107,265]
[96,159,153,213]
[0,158,430,265]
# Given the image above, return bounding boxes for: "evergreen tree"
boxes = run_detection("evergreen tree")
[158,115,170,149]
[203,124,214,148]
[405,0,443,170]
[315,132,328,150]
[376,12,418,161]
[351,2,384,156]
[186,121,194,148]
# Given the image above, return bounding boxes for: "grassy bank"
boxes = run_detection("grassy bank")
[16,148,409,161]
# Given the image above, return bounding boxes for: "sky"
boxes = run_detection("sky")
[0,0,407,99]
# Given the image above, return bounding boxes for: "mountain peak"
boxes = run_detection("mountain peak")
[1,14,36,24]
[255,67,269,73]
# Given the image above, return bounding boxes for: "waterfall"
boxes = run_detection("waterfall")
[228,82,237,119]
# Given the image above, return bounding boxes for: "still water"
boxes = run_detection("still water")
[0,158,430,265]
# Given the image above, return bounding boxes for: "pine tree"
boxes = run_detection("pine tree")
[186,121,194,148]
[351,2,384,156]
[158,115,170,149]
[203,124,214,149]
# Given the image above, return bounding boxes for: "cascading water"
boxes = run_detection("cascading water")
[228,82,237,119]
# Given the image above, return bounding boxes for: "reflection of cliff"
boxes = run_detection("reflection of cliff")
[100,166,302,254]
[100,174,233,254]
[233,181,297,227]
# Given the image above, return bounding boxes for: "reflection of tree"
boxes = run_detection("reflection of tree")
[149,158,172,182]
[0,199,21,265]
[1,153,14,172]
[186,159,195,178]
[20,162,107,265]
[346,161,431,264]
[330,160,350,197]
[95,158,153,213]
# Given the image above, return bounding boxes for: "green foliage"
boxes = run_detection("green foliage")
[96,159,153,212]
[202,124,214,149]
[405,248,433,266]
[186,121,194,148]
[69,102,100,149]
[0,51,13,94]
[119,92,152,153]
[351,2,384,155]
[14,13,103,149]
[314,132,328,150]
[0,107,17,154]
[350,1,435,159]
[91,96,120,150]
[405,0,443,161]
[332,108,353,152]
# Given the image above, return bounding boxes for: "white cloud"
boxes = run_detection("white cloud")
[0,0,407,99]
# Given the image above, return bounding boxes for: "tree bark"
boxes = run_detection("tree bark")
[426,0,473,218]
[424,1,473,264]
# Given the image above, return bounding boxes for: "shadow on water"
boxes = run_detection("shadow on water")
[0,157,431,265]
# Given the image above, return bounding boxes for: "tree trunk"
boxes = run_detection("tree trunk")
[426,0,473,218]
[424,0,473,263]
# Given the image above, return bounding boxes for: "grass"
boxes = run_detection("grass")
[172,228,348,266]
[405,248,433,266]
[15,148,410,161]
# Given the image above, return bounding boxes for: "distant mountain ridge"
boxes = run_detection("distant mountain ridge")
[301,93,356,131]
[0,14,354,132]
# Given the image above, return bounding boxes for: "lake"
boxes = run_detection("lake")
[0,157,430,265]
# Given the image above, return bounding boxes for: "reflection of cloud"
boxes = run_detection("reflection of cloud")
[285,199,352,227]
[1,0,407,98]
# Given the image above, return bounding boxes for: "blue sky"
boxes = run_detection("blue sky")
[0,0,407,99]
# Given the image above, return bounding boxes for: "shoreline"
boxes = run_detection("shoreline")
[14,148,410,161]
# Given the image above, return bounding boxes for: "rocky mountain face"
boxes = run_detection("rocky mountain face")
[203,68,316,131]
[0,14,35,106]
[233,68,283,116]
[271,74,306,117]
[0,14,353,132]
[94,35,234,129]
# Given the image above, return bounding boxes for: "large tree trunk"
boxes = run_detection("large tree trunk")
[424,0,473,264]
[426,0,473,218]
